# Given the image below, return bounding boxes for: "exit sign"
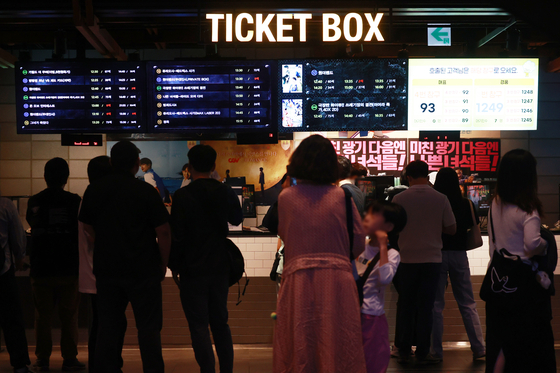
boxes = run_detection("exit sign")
[428,26,451,46]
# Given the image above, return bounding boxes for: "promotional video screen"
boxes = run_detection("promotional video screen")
[278,59,408,132]
[15,62,146,133]
[408,58,539,131]
[147,61,275,133]
[465,183,494,213]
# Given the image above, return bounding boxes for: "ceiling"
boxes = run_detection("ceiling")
[0,0,559,61]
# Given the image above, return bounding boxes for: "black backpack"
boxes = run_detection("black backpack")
[225,238,249,305]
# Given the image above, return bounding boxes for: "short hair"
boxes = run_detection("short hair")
[365,200,408,247]
[406,160,429,179]
[351,163,368,178]
[188,145,217,173]
[140,158,152,168]
[44,157,69,188]
[337,156,352,180]
[287,135,338,185]
[87,156,112,183]
[111,141,140,172]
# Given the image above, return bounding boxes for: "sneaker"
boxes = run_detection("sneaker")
[32,360,49,372]
[61,360,86,372]
[416,354,443,365]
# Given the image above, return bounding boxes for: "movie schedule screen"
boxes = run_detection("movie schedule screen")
[278,59,408,132]
[148,61,275,133]
[15,62,145,133]
[408,58,539,131]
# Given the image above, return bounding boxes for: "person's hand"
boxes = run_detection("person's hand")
[172,271,181,287]
[374,230,388,247]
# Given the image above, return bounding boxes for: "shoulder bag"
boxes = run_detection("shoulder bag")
[465,200,483,250]
[479,206,542,304]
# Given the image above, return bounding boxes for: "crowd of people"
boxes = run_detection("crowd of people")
[0,135,556,373]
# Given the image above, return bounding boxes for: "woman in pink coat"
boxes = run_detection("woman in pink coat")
[273,135,367,373]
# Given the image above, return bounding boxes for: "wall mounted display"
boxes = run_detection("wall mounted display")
[15,61,146,133]
[408,58,539,131]
[279,59,408,132]
[147,60,275,133]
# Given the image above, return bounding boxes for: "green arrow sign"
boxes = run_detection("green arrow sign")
[431,27,449,42]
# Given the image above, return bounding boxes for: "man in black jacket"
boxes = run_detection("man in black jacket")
[169,145,243,373]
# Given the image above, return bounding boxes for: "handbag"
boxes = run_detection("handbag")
[479,207,541,304]
[225,238,249,305]
[465,200,483,250]
[270,248,283,281]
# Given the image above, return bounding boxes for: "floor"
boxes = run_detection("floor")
[1,346,560,372]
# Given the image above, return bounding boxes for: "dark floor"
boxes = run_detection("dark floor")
[3,346,560,372]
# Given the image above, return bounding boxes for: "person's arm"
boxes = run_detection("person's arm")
[378,249,400,285]
[144,172,157,188]
[442,198,457,236]
[227,187,243,226]
[523,214,547,258]
[276,237,282,252]
[156,222,172,279]
[7,202,27,270]
[374,230,389,267]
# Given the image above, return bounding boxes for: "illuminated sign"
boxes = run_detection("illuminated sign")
[331,138,500,176]
[408,58,539,131]
[206,13,384,43]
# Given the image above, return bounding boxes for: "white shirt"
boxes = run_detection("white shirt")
[144,172,157,188]
[181,178,191,188]
[356,244,400,316]
[488,199,547,261]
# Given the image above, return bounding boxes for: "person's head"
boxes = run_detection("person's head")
[287,135,338,185]
[399,168,409,187]
[87,156,112,184]
[406,160,429,186]
[110,140,141,175]
[350,163,368,179]
[260,167,263,171]
[44,157,69,189]
[337,155,352,181]
[454,167,464,178]
[180,163,189,179]
[434,167,463,207]
[363,201,408,247]
[226,169,230,175]
[187,145,217,176]
[496,149,542,216]
[139,158,152,172]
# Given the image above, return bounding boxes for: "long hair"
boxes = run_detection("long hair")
[434,167,463,209]
[496,149,543,216]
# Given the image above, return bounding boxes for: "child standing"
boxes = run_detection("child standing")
[358,201,407,373]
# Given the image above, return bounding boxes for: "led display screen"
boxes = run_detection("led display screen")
[278,59,408,132]
[15,62,145,133]
[408,58,539,131]
[147,60,275,133]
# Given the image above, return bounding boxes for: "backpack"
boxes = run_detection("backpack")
[225,238,249,305]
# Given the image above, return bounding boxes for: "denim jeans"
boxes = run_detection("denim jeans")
[431,251,485,357]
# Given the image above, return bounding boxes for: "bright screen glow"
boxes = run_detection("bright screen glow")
[408,58,539,131]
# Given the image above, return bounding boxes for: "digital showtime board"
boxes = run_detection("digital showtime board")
[15,62,145,133]
[147,61,275,133]
[408,58,539,131]
[278,59,408,132]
